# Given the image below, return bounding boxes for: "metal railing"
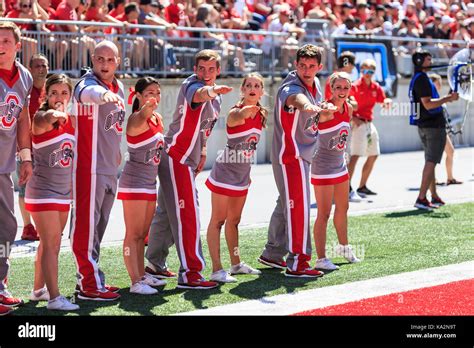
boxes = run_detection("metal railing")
[2,18,291,77]
[1,17,470,78]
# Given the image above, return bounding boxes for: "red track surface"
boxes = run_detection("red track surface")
[294,279,474,316]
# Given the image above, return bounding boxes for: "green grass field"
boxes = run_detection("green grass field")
[9,202,474,316]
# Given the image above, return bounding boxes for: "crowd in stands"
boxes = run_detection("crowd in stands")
[1,0,472,72]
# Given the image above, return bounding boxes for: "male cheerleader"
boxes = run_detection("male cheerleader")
[258,44,335,277]
[145,50,232,289]
[0,22,33,315]
[71,40,125,301]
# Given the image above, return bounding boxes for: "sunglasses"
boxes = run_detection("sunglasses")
[21,3,32,7]
[362,69,375,75]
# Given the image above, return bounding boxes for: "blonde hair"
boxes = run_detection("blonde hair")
[329,71,352,91]
[429,73,442,84]
[237,73,268,128]
[361,59,376,69]
[0,21,21,43]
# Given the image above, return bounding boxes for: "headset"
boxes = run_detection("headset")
[412,50,432,69]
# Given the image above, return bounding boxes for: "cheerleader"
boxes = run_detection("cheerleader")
[205,73,266,282]
[25,74,79,311]
[117,77,166,295]
[311,72,360,271]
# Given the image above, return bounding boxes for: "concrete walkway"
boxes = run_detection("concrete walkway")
[11,147,473,258]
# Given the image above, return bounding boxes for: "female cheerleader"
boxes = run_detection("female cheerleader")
[25,74,79,311]
[117,77,166,295]
[311,72,360,271]
[205,73,266,282]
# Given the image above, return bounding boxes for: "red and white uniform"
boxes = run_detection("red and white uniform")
[117,115,164,201]
[25,116,75,211]
[145,75,221,284]
[206,106,263,197]
[311,101,350,185]
[262,71,322,271]
[71,71,125,292]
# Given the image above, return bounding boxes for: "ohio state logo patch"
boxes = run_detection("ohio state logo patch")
[0,93,22,130]
[200,117,217,139]
[304,113,320,134]
[105,100,125,134]
[49,140,74,168]
[241,135,258,158]
[145,139,164,166]
[328,128,349,151]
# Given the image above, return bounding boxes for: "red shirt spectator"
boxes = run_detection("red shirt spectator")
[85,5,101,21]
[6,9,35,30]
[4,0,16,13]
[115,12,139,34]
[51,0,61,9]
[29,86,46,123]
[325,78,332,100]
[55,0,78,31]
[165,1,183,25]
[350,77,386,122]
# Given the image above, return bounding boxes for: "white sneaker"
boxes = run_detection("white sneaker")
[210,269,237,283]
[315,258,340,270]
[230,262,262,275]
[142,274,166,287]
[349,190,363,202]
[335,244,361,263]
[47,296,79,311]
[30,287,50,301]
[130,281,158,295]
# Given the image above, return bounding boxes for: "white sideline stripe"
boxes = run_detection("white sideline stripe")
[177,261,474,316]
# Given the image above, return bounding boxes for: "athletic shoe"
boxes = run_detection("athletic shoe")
[0,290,24,307]
[349,189,363,202]
[414,197,436,211]
[0,304,13,316]
[29,287,50,301]
[315,258,340,271]
[257,256,287,269]
[210,269,237,283]
[446,179,462,185]
[21,223,39,241]
[177,274,219,289]
[230,262,262,275]
[104,285,120,293]
[285,267,324,278]
[335,244,361,263]
[130,281,158,295]
[47,296,79,311]
[145,265,177,279]
[142,274,166,287]
[77,289,121,301]
[431,196,446,207]
[357,185,377,195]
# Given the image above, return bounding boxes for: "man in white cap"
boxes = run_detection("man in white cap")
[441,15,455,39]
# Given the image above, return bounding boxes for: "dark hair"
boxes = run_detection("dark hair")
[29,53,49,68]
[114,0,125,7]
[296,44,323,64]
[336,51,355,69]
[38,74,73,112]
[125,2,139,14]
[412,50,432,70]
[195,49,221,69]
[132,77,161,112]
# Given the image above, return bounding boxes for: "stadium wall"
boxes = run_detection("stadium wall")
[119,77,473,170]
